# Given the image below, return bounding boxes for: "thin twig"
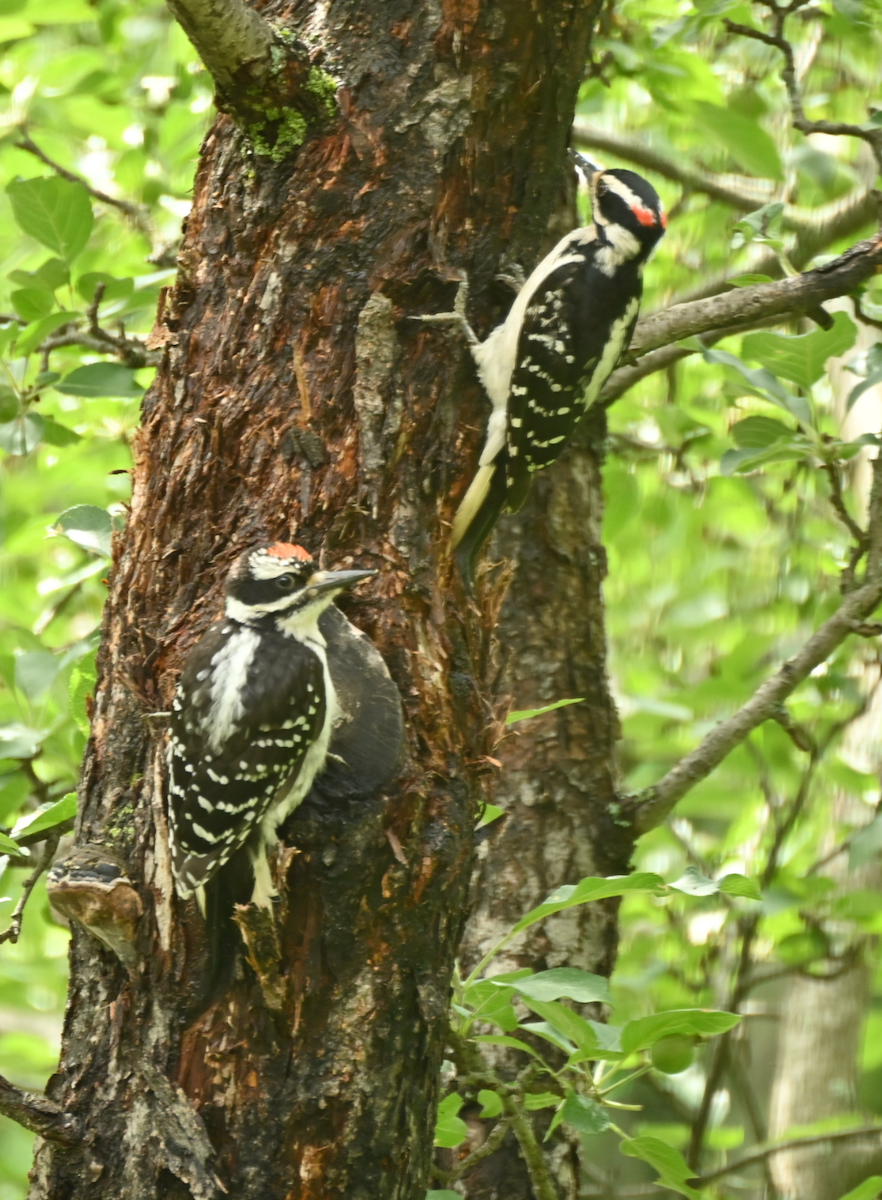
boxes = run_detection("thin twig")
[0,833,60,944]
[503,1088,560,1200]
[691,1123,882,1187]
[434,1114,513,1183]
[632,579,882,833]
[822,457,867,551]
[16,132,153,236]
[724,12,882,171]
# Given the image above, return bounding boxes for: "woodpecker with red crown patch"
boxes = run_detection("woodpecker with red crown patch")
[166,542,376,909]
[429,154,666,586]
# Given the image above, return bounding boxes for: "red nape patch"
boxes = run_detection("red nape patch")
[632,204,658,227]
[267,542,312,561]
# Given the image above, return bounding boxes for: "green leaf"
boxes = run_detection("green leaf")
[849,815,882,870]
[719,873,762,901]
[721,440,811,476]
[0,724,46,759]
[701,345,811,425]
[688,102,783,179]
[76,272,134,303]
[40,416,81,447]
[476,803,504,829]
[848,345,882,412]
[14,650,59,701]
[14,311,75,357]
[36,258,71,289]
[472,1035,546,1061]
[621,1010,741,1055]
[508,968,610,1005]
[426,1192,463,1200]
[559,1092,611,1135]
[0,388,19,422]
[741,312,857,389]
[7,176,94,262]
[669,866,721,896]
[0,412,44,455]
[11,792,76,840]
[11,287,55,322]
[834,1176,882,1200]
[0,830,29,857]
[69,656,97,736]
[523,1091,561,1111]
[507,697,585,724]
[477,1089,503,1118]
[460,981,518,1031]
[510,872,664,938]
[52,504,113,556]
[732,202,786,246]
[518,998,603,1055]
[731,415,793,449]
[433,1093,469,1148]
[55,362,144,398]
[620,1136,701,1199]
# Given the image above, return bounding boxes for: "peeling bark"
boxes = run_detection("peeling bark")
[31,0,603,1197]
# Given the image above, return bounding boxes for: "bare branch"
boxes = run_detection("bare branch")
[0,1072,80,1145]
[0,834,60,945]
[631,579,882,834]
[16,132,153,238]
[724,14,882,172]
[572,121,775,211]
[690,1123,882,1187]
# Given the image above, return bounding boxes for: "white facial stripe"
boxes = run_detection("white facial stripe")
[248,551,311,581]
[601,175,643,210]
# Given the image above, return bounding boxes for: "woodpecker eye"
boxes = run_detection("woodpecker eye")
[275,574,295,590]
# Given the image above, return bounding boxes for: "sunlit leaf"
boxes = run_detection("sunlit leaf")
[741,313,857,389]
[11,793,77,840]
[0,412,44,455]
[55,362,144,398]
[507,697,585,724]
[14,650,60,701]
[433,1094,468,1148]
[51,505,113,556]
[508,968,610,1004]
[7,176,94,262]
[621,1010,741,1055]
[688,103,783,179]
[620,1137,701,1199]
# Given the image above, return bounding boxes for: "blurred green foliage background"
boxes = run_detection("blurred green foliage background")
[0,0,880,1195]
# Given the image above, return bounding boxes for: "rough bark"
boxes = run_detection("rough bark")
[29,0,603,1198]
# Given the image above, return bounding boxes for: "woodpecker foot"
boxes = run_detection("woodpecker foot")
[410,273,478,346]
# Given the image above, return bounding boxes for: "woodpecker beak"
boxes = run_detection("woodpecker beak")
[305,568,377,597]
[573,152,600,187]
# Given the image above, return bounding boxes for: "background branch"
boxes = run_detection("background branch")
[691,1123,882,1187]
[631,579,882,833]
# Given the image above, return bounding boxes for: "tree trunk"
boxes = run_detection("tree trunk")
[29,1,603,1197]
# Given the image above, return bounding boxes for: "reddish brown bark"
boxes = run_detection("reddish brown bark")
[30,1,603,1197]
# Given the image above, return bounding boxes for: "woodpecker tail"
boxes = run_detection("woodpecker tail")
[449,457,509,589]
[195,852,254,1006]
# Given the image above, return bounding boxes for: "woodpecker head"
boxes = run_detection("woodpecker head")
[224,542,376,628]
[573,153,666,256]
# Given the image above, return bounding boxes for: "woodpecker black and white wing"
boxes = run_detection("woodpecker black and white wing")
[167,621,327,896]
[504,248,642,511]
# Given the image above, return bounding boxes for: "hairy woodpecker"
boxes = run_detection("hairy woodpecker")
[167,542,377,908]
[441,157,666,583]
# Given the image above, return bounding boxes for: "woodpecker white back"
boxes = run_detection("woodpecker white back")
[166,542,376,906]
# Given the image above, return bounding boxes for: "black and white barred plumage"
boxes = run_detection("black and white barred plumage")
[448,159,666,582]
[167,543,375,906]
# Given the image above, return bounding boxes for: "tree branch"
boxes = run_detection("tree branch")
[598,233,882,405]
[690,1123,882,1187]
[630,234,882,359]
[0,1073,80,1145]
[631,579,882,834]
[164,0,277,99]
